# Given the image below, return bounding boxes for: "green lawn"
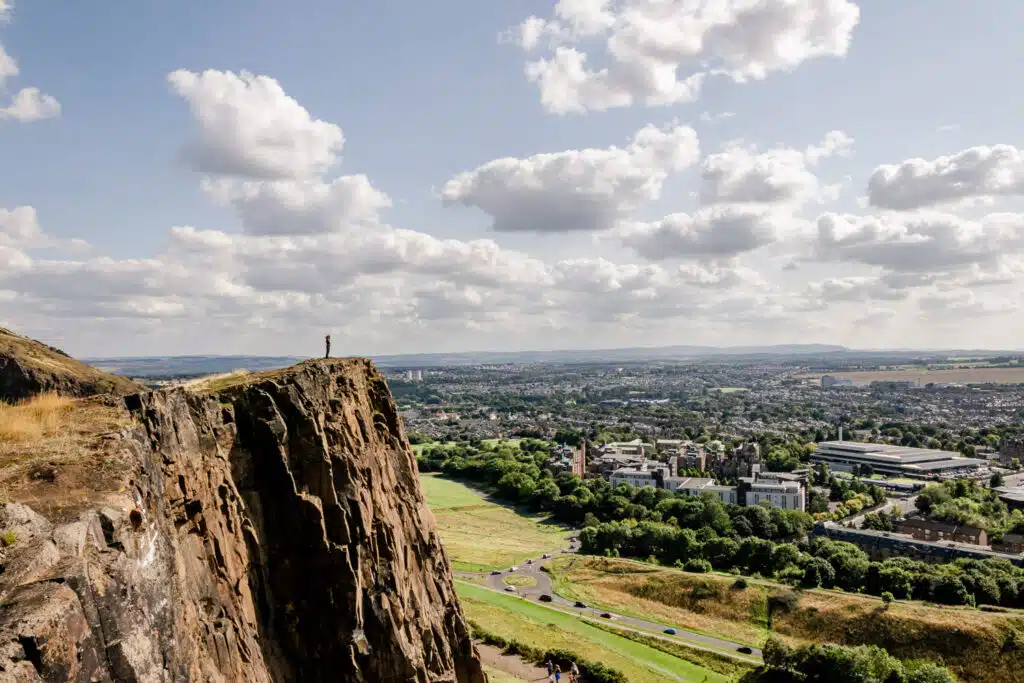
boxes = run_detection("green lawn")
[712,387,749,393]
[420,474,570,572]
[458,582,729,683]
[482,667,527,683]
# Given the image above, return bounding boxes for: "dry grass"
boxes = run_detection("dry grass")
[555,556,1024,683]
[0,393,75,443]
[185,370,252,393]
[0,394,131,521]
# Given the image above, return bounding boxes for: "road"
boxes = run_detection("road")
[458,546,763,664]
[846,495,918,527]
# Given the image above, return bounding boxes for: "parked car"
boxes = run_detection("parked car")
[539,594,553,602]
[504,586,516,592]
[600,612,613,619]
[737,646,753,655]
[509,566,518,572]
[573,601,588,609]
[490,570,502,575]
[542,553,551,559]
[526,559,533,565]
[663,628,677,635]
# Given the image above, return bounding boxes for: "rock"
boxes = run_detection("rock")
[0,359,486,682]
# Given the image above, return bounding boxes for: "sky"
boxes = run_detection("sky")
[2,1,1024,358]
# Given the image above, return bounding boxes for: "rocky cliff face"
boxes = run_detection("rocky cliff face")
[0,359,485,682]
[0,328,143,401]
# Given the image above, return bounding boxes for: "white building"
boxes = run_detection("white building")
[609,463,669,489]
[674,477,739,505]
[742,474,805,511]
[812,441,985,478]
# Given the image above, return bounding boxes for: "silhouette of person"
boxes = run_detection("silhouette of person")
[325,334,331,359]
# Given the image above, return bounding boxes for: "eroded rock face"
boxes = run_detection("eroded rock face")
[0,359,485,682]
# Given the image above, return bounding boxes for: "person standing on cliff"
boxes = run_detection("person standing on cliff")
[325,334,331,359]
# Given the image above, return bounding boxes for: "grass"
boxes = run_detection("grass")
[420,474,570,572]
[0,393,74,443]
[482,667,527,683]
[457,582,729,683]
[0,328,142,397]
[503,575,537,588]
[552,556,1024,683]
[712,387,749,393]
[0,394,130,521]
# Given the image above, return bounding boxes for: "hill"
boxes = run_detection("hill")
[0,327,144,400]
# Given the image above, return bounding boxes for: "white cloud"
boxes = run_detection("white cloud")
[700,131,853,206]
[168,69,345,180]
[868,144,1024,211]
[614,205,787,259]
[0,87,61,121]
[441,123,699,232]
[0,4,60,122]
[0,206,41,247]
[510,0,860,114]
[700,111,736,123]
[814,211,1024,273]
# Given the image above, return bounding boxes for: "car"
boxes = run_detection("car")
[490,570,502,575]
[508,566,518,572]
[526,559,533,565]
[542,553,551,559]
[663,628,677,635]
[570,537,578,542]
[737,646,753,655]
[539,594,553,602]
[600,612,613,619]
[573,601,588,609]
[504,586,516,592]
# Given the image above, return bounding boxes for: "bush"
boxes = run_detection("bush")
[684,558,712,573]
[881,591,894,606]
[732,577,749,590]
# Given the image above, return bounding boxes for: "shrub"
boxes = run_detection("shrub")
[732,577,749,590]
[684,558,712,573]
[881,591,894,606]
[0,531,15,547]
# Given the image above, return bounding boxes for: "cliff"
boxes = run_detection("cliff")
[0,328,144,401]
[0,358,485,682]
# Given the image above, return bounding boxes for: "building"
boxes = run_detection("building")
[995,485,1024,512]
[602,439,655,457]
[590,454,644,479]
[674,477,739,505]
[1001,438,1024,466]
[992,533,1024,555]
[710,443,761,480]
[811,441,985,478]
[813,523,1024,566]
[609,462,670,489]
[739,472,806,511]
[821,375,854,388]
[896,517,988,546]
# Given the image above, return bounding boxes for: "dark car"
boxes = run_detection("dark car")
[600,612,613,619]
[573,601,588,609]
[539,594,553,602]
[490,570,502,575]
[663,628,677,635]
[737,646,753,655]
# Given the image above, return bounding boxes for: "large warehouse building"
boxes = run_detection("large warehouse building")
[811,441,985,478]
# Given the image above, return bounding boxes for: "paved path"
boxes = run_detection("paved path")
[846,495,918,527]
[460,546,763,664]
[477,643,548,682]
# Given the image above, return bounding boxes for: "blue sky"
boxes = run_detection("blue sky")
[2,1,1024,356]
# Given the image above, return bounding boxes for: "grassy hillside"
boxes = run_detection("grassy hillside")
[552,556,1024,683]
[420,474,570,572]
[0,327,143,399]
[457,582,728,683]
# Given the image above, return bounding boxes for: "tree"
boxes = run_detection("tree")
[991,471,1006,489]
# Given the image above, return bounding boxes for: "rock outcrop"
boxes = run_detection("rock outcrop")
[0,328,143,401]
[0,359,485,682]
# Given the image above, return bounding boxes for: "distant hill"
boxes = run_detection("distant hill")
[0,328,145,400]
[367,344,851,367]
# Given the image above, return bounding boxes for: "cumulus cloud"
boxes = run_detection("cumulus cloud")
[510,0,860,114]
[0,4,60,122]
[868,144,1024,211]
[168,69,345,180]
[441,123,699,233]
[614,206,787,259]
[814,211,1024,273]
[700,131,852,206]
[0,87,61,121]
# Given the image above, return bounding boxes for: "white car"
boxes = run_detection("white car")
[504,585,516,592]
[509,566,518,572]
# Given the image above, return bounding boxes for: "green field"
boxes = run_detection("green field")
[458,582,729,683]
[420,474,570,572]
[483,666,527,683]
